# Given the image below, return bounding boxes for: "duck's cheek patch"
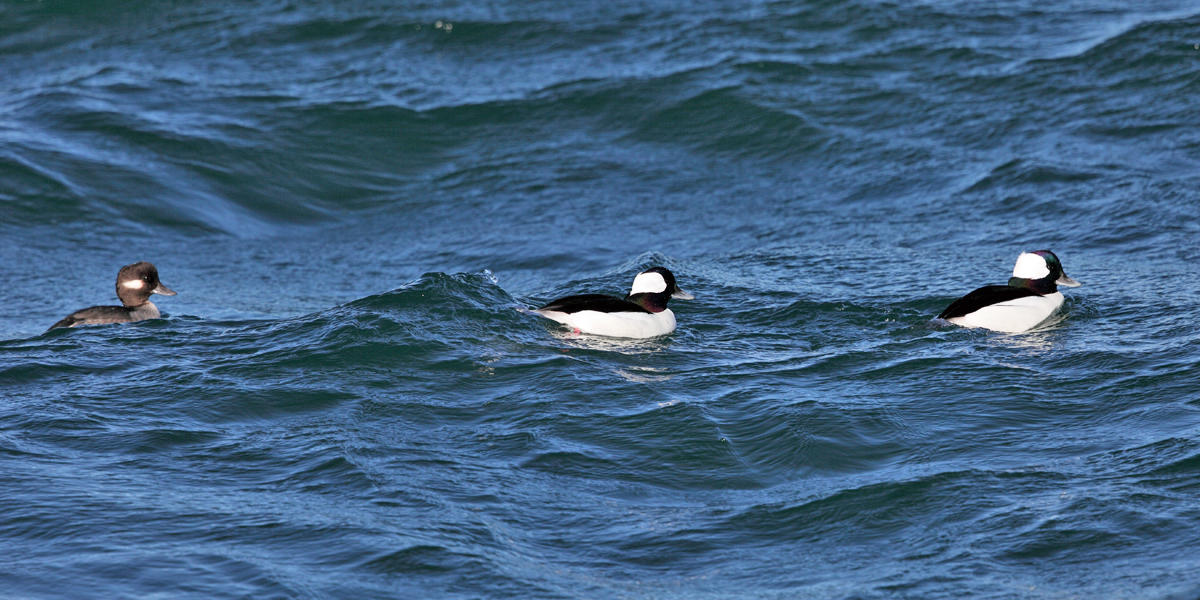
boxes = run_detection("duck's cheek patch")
[122,279,147,290]
[1011,252,1051,279]
[630,272,668,295]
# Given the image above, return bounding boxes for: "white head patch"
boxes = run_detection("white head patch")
[629,271,668,295]
[1011,252,1050,279]
[121,279,147,290]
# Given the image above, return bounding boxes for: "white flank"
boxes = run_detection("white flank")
[1011,252,1050,279]
[629,271,668,295]
[121,279,147,290]
[948,292,1065,333]
[535,308,677,338]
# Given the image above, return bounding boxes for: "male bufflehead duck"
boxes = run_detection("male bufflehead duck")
[48,262,177,331]
[938,250,1080,333]
[535,267,693,338]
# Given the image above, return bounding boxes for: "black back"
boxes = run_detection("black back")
[538,267,685,316]
[538,294,652,314]
[47,306,135,331]
[937,285,1041,320]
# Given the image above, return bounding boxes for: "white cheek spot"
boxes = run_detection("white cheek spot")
[1012,252,1051,279]
[121,279,146,290]
[629,271,668,295]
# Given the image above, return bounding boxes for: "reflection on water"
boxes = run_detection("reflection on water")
[615,366,674,383]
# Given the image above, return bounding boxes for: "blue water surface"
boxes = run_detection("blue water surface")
[2,1,1200,598]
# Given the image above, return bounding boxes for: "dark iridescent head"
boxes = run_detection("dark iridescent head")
[624,266,693,312]
[1008,250,1080,292]
[115,262,177,307]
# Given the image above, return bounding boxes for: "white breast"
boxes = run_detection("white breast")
[536,308,677,338]
[947,292,1064,333]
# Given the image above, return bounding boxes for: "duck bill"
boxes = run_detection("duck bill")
[1056,274,1081,287]
[672,287,694,300]
[153,283,178,296]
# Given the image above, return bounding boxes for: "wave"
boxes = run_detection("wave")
[1023,11,1200,78]
[0,88,437,235]
[5,0,1195,241]
[4,269,524,388]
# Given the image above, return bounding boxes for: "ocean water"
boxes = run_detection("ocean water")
[2,1,1200,598]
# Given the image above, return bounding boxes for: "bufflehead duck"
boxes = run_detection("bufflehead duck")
[535,267,693,338]
[938,250,1080,333]
[48,262,177,331]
